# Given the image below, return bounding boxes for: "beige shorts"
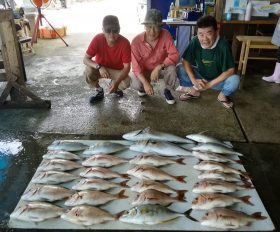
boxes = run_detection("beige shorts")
[131,65,178,91]
[83,66,130,90]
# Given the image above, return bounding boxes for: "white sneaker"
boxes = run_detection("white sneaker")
[137,91,147,97]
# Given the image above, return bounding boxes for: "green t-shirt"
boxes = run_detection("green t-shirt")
[182,36,235,80]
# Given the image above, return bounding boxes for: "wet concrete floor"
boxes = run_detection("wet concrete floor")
[1,1,280,230]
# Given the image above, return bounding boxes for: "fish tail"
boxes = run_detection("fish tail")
[183,208,198,222]
[116,189,128,199]
[243,181,254,189]
[235,151,244,156]
[121,174,130,179]
[176,193,187,202]
[176,190,188,198]
[234,159,242,164]
[116,210,126,219]
[251,212,267,220]
[239,195,254,206]
[240,171,250,178]
[176,158,186,165]
[240,175,250,182]
[120,180,129,188]
[175,176,186,183]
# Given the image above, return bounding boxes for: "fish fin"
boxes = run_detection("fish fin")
[251,212,267,220]
[116,189,128,199]
[239,195,254,206]
[135,128,145,136]
[222,141,234,148]
[175,176,186,183]
[183,208,198,222]
[198,130,209,135]
[121,174,130,179]
[176,158,186,165]
[159,217,179,224]
[116,210,126,219]
[142,127,152,133]
[120,180,129,188]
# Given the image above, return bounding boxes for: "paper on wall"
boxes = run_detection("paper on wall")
[254,3,280,14]
[252,1,270,16]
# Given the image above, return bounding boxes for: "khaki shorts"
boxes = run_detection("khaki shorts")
[83,66,130,90]
[131,65,178,91]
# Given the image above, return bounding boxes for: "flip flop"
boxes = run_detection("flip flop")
[217,98,234,109]
[179,93,200,101]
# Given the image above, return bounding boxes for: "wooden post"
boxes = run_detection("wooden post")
[0,9,51,109]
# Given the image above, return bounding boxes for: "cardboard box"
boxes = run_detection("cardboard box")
[38,26,67,39]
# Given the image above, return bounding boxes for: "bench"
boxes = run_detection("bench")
[236,35,278,76]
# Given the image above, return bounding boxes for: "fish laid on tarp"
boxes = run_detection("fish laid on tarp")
[186,133,233,148]
[48,141,88,152]
[82,141,127,156]
[192,151,240,164]
[127,165,186,183]
[132,189,186,206]
[82,154,128,167]
[123,128,194,143]
[119,204,195,225]
[80,167,129,179]
[131,180,187,196]
[38,159,81,172]
[192,193,253,210]
[192,143,243,156]
[21,185,73,202]
[65,189,127,207]
[10,202,64,222]
[72,178,128,191]
[129,154,185,166]
[130,141,192,157]
[193,180,253,194]
[31,171,78,184]
[201,208,266,229]
[61,205,116,226]
[193,161,249,178]
[198,170,244,182]
[43,150,81,160]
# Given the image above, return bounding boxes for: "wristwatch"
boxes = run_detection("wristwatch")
[96,64,102,70]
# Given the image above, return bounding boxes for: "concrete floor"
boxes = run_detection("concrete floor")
[0,1,280,231]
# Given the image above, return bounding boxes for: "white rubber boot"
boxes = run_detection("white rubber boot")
[262,62,280,83]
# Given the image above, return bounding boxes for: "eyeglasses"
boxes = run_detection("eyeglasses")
[104,28,120,34]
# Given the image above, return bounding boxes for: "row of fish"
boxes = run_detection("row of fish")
[187,139,268,230]
[10,130,269,230]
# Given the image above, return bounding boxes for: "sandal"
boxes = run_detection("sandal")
[217,97,234,109]
[179,92,200,101]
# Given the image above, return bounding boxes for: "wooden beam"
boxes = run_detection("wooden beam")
[10,81,43,101]
[0,10,14,22]
[0,82,12,104]
[0,100,51,109]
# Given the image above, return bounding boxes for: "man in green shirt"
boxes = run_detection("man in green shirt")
[176,15,240,109]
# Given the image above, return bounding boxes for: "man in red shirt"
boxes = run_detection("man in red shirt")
[131,9,180,105]
[83,15,131,104]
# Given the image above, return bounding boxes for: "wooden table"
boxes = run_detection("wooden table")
[236,35,278,76]
[219,19,278,61]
